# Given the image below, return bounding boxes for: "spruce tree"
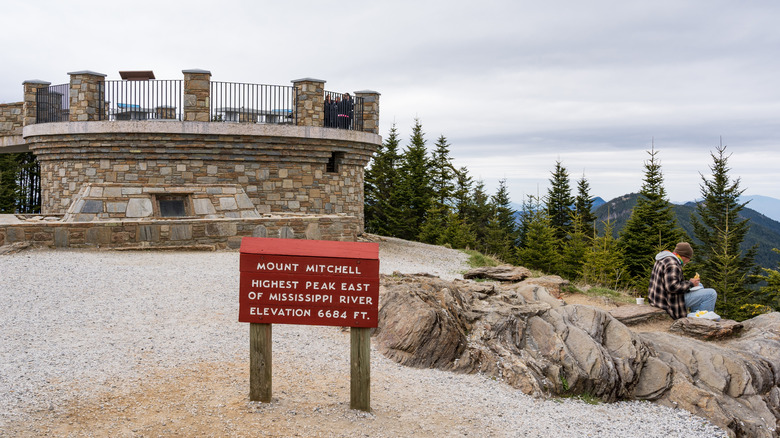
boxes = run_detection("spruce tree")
[420,135,457,245]
[436,165,479,249]
[581,219,626,288]
[491,179,517,237]
[618,146,686,288]
[546,161,575,257]
[396,119,433,241]
[516,194,537,250]
[452,166,473,219]
[574,174,597,233]
[363,132,383,229]
[440,211,478,250]
[464,180,493,253]
[691,142,759,319]
[515,200,559,273]
[756,248,780,311]
[558,212,590,280]
[16,152,40,213]
[483,179,518,262]
[429,135,456,209]
[364,124,403,236]
[0,153,19,213]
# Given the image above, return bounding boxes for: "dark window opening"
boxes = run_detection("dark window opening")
[157,195,189,217]
[327,151,344,173]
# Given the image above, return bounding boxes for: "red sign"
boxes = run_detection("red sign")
[239,237,380,328]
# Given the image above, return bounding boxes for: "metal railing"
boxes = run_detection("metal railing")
[34,79,368,132]
[210,81,296,125]
[98,80,183,121]
[324,90,363,131]
[36,84,70,123]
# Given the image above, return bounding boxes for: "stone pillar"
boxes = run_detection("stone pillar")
[354,90,380,134]
[183,69,211,122]
[68,71,106,122]
[291,78,325,127]
[22,80,51,126]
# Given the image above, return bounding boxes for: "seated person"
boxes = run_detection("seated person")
[647,242,717,319]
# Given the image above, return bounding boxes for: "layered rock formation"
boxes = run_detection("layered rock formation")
[374,274,780,437]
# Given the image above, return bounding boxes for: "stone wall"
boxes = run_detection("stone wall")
[62,183,260,222]
[24,122,379,231]
[0,214,360,249]
[0,102,23,136]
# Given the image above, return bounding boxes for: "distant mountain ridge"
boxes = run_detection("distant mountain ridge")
[509,196,606,214]
[741,195,780,223]
[593,193,780,270]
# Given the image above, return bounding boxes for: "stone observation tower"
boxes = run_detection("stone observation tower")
[0,69,381,249]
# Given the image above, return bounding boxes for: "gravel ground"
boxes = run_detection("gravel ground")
[0,237,727,437]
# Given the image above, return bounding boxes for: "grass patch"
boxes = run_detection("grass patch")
[461,249,502,268]
[585,286,623,299]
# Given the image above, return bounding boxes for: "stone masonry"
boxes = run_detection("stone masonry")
[0,102,23,136]
[25,123,377,226]
[68,71,106,122]
[1,69,381,249]
[0,213,360,249]
[62,183,260,222]
[293,78,326,128]
[183,69,211,122]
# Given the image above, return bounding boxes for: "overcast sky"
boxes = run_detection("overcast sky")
[3,1,778,203]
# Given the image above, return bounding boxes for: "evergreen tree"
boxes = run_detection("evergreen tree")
[439,211,478,250]
[516,195,559,273]
[463,179,493,252]
[483,179,518,262]
[581,219,627,288]
[618,146,686,288]
[558,212,590,280]
[418,202,448,245]
[434,165,479,249]
[0,154,19,213]
[546,161,575,243]
[691,142,759,319]
[491,179,517,237]
[452,166,473,219]
[420,135,457,245]
[429,135,456,209]
[396,119,433,241]
[574,174,597,233]
[17,152,41,213]
[755,248,780,310]
[364,124,404,236]
[516,194,537,250]
[364,131,384,229]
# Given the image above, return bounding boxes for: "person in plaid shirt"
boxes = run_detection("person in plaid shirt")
[647,242,717,319]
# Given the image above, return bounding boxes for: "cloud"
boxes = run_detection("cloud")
[1,0,778,204]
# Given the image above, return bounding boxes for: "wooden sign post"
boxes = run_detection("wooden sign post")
[239,237,379,411]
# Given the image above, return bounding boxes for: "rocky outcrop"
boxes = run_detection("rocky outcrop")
[669,317,744,340]
[610,304,670,325]
[463,265,532,282]
[375,274,780,438]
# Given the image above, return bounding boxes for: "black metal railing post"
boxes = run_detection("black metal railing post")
[99,80,183,121]
[35,84,69,123]
[324,90,362,131]
[210,81,296,125]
